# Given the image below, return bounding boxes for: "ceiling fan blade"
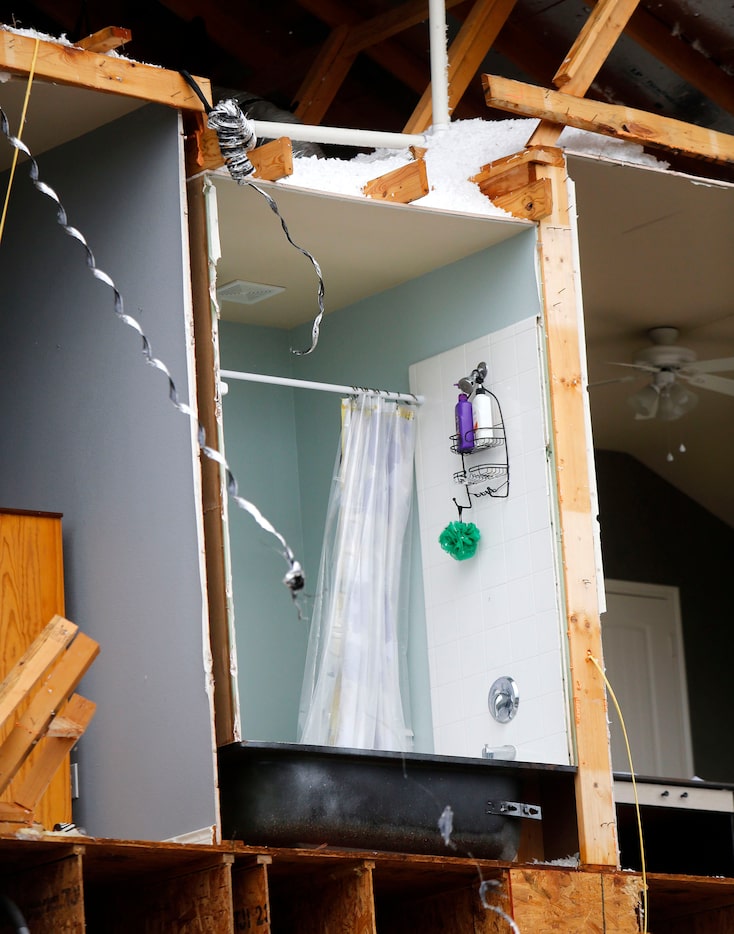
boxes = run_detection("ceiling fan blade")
[608,361,659,373]
[683,356,734,374]
[682,372,734,396]
[588,375,638,388]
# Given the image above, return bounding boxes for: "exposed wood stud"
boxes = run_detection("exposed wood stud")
[535,160,618,867]
[484,75,734,165]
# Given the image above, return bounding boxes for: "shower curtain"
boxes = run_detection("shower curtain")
[298,393,417,752]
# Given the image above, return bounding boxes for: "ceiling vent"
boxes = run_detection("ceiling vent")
[216,279,285,305]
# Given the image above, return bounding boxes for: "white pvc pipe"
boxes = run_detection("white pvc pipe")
[220,369,423,405]
[429,0,451,129]
[251,120,426,151]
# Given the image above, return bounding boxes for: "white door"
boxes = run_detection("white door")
[601,580,694,779]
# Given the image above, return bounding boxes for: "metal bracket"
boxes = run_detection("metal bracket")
[486,800,542,820]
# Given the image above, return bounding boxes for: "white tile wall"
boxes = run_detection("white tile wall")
[409,318,571,765]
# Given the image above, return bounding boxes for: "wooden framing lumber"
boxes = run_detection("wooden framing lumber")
[553,0,640,95]
[185,171,237,745]
[0,28,210,111]
[294,24,354,124]
[362,158,429,203]
[0,631,99,794]
[75,26,132,53]
[484,75,734,165]
[0,615,77,734]
[403,0,517,134]
[186,116,294,181]
[10,693,96,813]
[535,159,618,867]
[470,144,564,217]
[527,0,640,148]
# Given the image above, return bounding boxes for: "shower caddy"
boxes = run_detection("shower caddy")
[450,381,508,512]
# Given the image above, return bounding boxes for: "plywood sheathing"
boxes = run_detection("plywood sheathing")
[508,868,643,933]
[0,28,210,111]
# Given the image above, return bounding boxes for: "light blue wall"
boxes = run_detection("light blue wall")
[221,226,540,751]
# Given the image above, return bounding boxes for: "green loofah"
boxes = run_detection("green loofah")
[439,520,480,561]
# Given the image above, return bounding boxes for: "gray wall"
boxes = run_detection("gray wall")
[220,227,541,752]
[595,449,734,782]
[0,106,217,838]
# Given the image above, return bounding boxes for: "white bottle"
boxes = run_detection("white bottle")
[472,383,495,445]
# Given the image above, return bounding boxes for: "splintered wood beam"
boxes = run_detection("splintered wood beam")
[0,29,211,111]
[10,694,96,812]
[0,615,77,734]
[484,75,734,164]
[75,26,132,53]
[294,24,354,124]
[527,0,640,147]
[403,0,518,134]
[0,632,99,795]
[553,0,640,94]
[362,158,429,203]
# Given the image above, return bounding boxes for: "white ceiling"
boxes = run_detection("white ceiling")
[568,155,734,528]
[211,173,530,329]
[0,76,143,172]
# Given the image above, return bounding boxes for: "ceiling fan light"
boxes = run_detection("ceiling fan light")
[658,383,699,421]
[627,384,659,419]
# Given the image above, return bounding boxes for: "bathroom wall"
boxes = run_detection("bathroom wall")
[221,226,545,754]
[409,318,570,763]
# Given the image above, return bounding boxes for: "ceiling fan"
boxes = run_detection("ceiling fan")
[606,327,734,421]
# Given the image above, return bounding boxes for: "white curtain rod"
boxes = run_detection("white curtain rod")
[220,369,423,405]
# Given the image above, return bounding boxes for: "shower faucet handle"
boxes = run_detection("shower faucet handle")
[488,676,519,723]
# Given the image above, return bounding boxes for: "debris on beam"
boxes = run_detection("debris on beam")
[362,158,429,203]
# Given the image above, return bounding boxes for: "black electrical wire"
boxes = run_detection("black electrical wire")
[0,106,305,601]
[0,894,30,934]
[181,71,326,356]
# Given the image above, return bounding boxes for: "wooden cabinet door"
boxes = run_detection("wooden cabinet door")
[0,509,70,827]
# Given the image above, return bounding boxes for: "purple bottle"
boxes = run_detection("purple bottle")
[455,393,474,453]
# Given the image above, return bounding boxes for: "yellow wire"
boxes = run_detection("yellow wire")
[0,36,41,246]
[587,651,648,933]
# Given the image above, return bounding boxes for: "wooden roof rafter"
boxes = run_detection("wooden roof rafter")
[0,27,211,111]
